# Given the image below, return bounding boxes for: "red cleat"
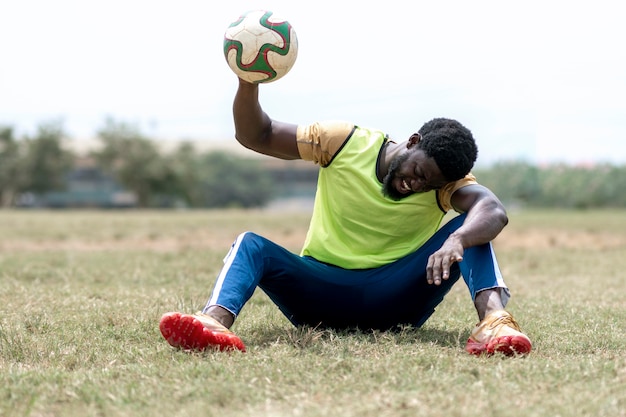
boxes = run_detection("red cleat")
[159,312,246,352]
[465,310,531,356]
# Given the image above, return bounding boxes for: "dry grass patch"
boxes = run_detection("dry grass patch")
[0,208,625,417]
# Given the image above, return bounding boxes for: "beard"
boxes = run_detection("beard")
[381,152,411,201]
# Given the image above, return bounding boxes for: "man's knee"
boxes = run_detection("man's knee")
[238,231,266,250]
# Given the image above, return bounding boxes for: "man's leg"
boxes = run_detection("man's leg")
[202,231,360,327]
[457,241,511,318]
[160,231,375,349]
[160,231,303,351]
[343,213,470,330]
[165,228,462,333]
[474,289,505,321]
[458,238,532,356]
[196,232,448,331]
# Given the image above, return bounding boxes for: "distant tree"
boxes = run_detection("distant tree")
[93,118,276,208]
[475,161,541,205]
[608,165,626,207]
[540,163,623,209]
[93,118,173,207]
[20,121,74,194]
[166,142,205,207]
[198,151,275,208]
[476,161,626,209]
[0,126,25,207]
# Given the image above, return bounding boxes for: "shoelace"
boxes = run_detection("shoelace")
[484,313,521,332]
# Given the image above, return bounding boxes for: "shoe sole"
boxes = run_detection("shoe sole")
[159,312,246,352]
[488,335,532,356]
[466,335,532,356]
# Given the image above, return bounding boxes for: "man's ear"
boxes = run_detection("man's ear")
[407,133,422,148]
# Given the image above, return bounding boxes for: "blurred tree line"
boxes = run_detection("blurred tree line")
[2,119,626,209]
[473,161,626,209]
[0,119,274,208]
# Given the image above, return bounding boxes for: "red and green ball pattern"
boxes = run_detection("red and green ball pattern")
[223,10,298,83]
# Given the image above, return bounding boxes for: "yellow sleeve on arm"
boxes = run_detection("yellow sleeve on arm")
[296,121,355,167]
[437,173,478,212]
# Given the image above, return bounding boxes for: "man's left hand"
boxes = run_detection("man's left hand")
[426,236,464,285]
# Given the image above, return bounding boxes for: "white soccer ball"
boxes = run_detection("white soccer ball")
[223,10,298,83]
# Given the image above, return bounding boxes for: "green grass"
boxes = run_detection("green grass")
[1,209,625,417]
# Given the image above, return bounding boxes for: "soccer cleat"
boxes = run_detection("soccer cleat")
[465,310,532,356]
[159,312,246,352]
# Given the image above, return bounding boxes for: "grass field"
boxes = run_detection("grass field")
[1,208,625,417]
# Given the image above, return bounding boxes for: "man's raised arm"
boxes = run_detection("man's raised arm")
[233,79,300,160]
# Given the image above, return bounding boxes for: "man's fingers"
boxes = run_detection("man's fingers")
[442,254,463,280]
[441,256,452,280]
[427,252,463,285]
[431,254,464,284]
[426,257,434,284]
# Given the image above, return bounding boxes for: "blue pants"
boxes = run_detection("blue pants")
[204,214,509,330]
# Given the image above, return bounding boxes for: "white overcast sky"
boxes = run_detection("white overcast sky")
[1,0,624,165]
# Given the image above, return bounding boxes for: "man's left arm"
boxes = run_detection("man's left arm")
[426,184,508,285]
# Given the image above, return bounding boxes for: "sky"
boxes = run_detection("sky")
[1,0,625,166]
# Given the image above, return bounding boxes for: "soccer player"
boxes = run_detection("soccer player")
[159,78,532,356]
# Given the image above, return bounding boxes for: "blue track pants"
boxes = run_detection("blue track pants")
[203,214,509,330]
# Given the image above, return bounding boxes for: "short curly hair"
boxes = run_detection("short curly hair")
[417,118,478,181]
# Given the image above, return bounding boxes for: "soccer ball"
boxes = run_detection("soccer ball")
[223,10,298,84]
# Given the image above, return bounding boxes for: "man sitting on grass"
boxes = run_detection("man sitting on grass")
[159,78,532,356]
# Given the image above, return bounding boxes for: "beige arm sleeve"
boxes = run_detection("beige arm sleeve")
[296,121,355,167]
[438,174,478,212]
